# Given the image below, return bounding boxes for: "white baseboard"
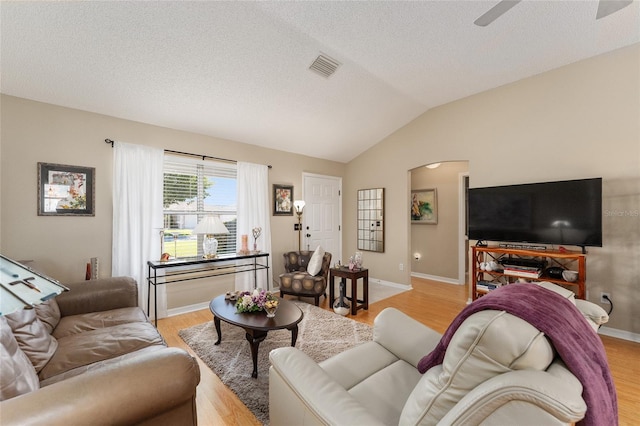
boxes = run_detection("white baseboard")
[411,272,462,285]
[369,277,412,290]
[167,301,210,318]
[598,326,640,343]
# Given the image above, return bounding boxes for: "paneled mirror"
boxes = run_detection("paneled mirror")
[357,188,384,252]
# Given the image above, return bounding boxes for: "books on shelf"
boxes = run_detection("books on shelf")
[502,265,542,279]
[476,281,499,292]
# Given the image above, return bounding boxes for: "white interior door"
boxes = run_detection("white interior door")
[303,173,341,264]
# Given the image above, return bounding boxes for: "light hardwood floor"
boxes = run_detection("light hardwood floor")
[157,278,640,425]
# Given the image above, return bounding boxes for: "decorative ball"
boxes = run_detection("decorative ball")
[333,297,351,316]
[333,306,350,316]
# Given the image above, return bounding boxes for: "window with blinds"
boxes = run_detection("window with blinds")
[163,155,237,258]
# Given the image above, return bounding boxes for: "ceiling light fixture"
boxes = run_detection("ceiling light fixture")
[426,163,441,169]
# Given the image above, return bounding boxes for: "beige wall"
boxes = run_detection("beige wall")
[345,43,640,335]
[2,43,638,334]
[0,95,345,308]
[411,161,468,280]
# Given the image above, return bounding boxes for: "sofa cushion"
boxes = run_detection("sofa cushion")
[0,316,40,400]
[280,272,327,295]
[400,310,554,425]
[52,307,150,339]
[320,341,399,390]
[5,309,58,373]
[350,359,422,425]
[284,251,310,272]
[307,246,325,276]
[35,298,61,334]
[39,321,165,381]
[39,345,165,387]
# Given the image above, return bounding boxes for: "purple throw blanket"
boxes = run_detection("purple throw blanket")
[417,284,617,426]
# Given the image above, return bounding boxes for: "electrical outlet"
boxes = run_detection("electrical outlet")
[399,263,404,271]
[600,292,611,304]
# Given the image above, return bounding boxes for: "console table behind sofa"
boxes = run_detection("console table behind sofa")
[147,252,269,325]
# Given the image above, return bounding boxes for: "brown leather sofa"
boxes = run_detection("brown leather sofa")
[279,250,332,306]
[1,277,200,426]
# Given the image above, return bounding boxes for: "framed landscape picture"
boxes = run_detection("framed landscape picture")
[273,184,293,216]
[411,188,437,224]
[38,162,95,216]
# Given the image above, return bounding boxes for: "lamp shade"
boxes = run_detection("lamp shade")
[293,200,306,213]
[193,216,229,259]
[193,216,229,235]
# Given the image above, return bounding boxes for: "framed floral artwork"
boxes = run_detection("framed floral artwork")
[411,188,437,224]
[38,162,95,216]
[273,184,293,216]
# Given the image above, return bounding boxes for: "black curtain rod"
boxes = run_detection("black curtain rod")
[105,139,271,168]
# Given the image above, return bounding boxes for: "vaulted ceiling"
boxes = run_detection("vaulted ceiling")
[2,1,638,162]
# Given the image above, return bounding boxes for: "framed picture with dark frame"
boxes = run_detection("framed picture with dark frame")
[411,188,437,224]
[273,184,294,216]
[38,162,95,216]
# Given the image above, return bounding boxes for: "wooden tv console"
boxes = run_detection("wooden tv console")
[471,246,586,300]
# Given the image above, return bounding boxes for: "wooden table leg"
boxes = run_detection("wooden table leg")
[244,329,268,378]
[213,315,222,345]
[363,274,369,310]
[289,324,299,347]
[329,273,335,307]
[350,277,357,315]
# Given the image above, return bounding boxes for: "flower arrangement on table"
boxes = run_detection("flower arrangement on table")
[236,288,279,317]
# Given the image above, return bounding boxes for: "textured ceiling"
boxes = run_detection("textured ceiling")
[1,1,639,163]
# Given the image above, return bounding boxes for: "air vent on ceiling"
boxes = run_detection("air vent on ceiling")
[309,54,340,78]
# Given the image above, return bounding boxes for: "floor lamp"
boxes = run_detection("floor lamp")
[293,200,305,251]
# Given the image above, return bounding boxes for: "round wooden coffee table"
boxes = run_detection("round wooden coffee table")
[209,294,303,378]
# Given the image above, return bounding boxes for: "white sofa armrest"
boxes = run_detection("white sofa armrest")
[574,299,609,330]
[437,364,586,426]
[373,307,442,368]
[269,346,385,426]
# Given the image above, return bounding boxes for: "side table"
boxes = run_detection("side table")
[329,267,369,315]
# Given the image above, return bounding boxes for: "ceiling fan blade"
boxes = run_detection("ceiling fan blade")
[596,0,633,19]
[474,0,522,27]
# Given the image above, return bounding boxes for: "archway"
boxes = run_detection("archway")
[410,161,469,286]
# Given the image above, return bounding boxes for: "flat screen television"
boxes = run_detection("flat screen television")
[467,177,602,250]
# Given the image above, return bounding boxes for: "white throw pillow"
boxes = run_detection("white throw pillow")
[307,246,325,276]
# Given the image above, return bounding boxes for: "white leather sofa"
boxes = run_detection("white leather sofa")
[269,282,610,425]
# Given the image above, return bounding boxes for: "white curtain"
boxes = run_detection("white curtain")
[112,141,166,320]
[235,162,272,291]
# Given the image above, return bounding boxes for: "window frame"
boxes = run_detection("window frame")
[162,155,237,258]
